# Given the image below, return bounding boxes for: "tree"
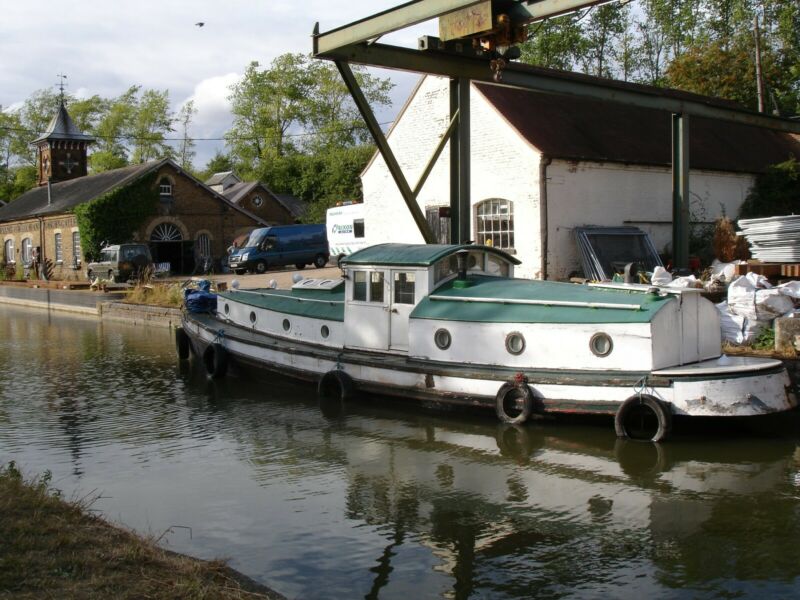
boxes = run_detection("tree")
[579,4,629,78]
[129,89,174,163]
[201,151,234,181]
[90,87,138,172]
[519,15,584,70]
[176,100,196,171]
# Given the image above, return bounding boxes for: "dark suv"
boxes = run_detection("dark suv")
[87,243,153,283]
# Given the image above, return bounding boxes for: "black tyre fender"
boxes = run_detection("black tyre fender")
[495,382,534,425]
[202,342,228,379]
[318,370,354,402]
[314,254,328,268]
[614,394,672,442]
[175,327,191,360]
[336,253,346,268]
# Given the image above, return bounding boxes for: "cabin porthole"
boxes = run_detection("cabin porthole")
[282,318,291,332]
[434,328,451,350]
[321,325,330,338]
[249,311,257,324]
[505,332,525,355]
[590,332,613,357]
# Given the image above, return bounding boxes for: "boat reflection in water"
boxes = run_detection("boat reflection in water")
[1,305,798,598]
[200,370,800,599]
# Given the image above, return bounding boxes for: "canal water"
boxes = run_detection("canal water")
[1,305,800,599]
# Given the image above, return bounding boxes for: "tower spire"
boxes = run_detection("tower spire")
[56,73,68,105]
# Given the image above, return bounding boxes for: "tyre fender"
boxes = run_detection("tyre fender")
[202,342,228,379]
[495,382,534,425]
[614,394,672,442]
[175,327,191,360]
[318,370,354,402]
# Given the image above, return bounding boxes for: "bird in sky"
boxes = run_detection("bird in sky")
[195,22,205,27]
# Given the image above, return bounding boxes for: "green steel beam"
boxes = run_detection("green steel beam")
[672,114,690,269]
[317,41,800,134]
[449,80,460,243]
[412,109,459,198]
[335,61,436,244]
[509,0,620,22]
[313,0,486,55]
[457,77,471,244]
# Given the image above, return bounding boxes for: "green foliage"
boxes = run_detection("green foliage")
[201,151,234,181]
[738,157,800,218]
[73,172,159,260]
[752,326,776,350]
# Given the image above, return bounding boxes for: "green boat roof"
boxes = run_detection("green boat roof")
[219,287,344,322]
[342,243,521,267]
[411,276,671,324]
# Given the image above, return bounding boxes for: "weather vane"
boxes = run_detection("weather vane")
[56,73,68,103]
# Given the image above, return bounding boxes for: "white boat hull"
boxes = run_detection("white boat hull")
[182,313,796,418]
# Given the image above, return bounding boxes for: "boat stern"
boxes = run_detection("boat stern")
[653,357,797,417]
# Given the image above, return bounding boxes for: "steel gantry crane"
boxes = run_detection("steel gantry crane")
[313,0,800,269]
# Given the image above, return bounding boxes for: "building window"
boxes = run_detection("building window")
[475,199,514,249]
[4,239,14,264]
[252,195,263,208]
[21,238,32,265]
[426,206,450,244]
[150,223,183,242]
[393,272,416,304]
[72,232,81,266]
[159,178,173,196]
[54,233,63,262]
[196,233,211,258]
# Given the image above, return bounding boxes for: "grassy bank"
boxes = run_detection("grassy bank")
[0,463,282,600]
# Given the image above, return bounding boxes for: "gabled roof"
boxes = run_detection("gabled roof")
[217,181,306,219]
[0,161,160,221]
[205,171,239,187]
[32,101,95,144]
[0,158,270,226]
[474,82,800,174]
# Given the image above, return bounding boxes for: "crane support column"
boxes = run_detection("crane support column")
[671,113,690,270]
[450,78,471,244]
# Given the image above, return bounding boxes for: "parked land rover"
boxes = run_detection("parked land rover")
[228,224,329,274]
[87,243,153,282]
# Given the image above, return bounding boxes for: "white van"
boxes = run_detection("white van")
[326,203,367,262]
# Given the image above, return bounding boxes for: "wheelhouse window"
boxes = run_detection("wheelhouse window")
[486,253,510,277]
[72,232,81,266]
[369,271,384,302]
[475,199,514,249]
[54,233,63,263]
[158,178,173,196]
[353,270,386,302]
[393,272,416,304]
[21,238,32,265]
[4,239,14,264]
[434,255,457,284]
[353,271,367,301]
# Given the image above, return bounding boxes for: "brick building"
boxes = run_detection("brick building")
[0,101,304,279]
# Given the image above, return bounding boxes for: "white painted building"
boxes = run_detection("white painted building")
[361,76,800,279]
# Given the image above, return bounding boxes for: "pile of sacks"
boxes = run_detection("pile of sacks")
[716,272,800,344]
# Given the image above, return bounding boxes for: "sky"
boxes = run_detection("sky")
[1,0,434,167]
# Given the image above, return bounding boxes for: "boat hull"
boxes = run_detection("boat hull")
[182,313,796,419]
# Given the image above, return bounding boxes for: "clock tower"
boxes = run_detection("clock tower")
[33,99,95,186]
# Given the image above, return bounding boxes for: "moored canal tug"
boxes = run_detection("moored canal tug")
[179,243,796,441]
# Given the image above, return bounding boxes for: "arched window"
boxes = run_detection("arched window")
[475,199,514,250]
[3,239,14,264]
[54,233,63,262]
[196,233,211,258]
[158,178,173,196]
[150,223,183,242]
[21,238,32,265]
[72,232,82,266]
